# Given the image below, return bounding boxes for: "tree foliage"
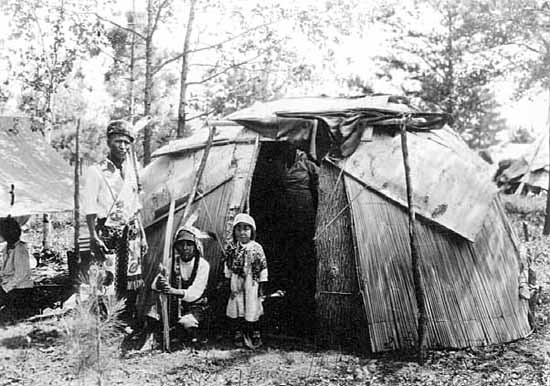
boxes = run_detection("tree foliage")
[477,0,550,93]
[4,0,546,163]
[2,0,106,142]
[376,0,508,149]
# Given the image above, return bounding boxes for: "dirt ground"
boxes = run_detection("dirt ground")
[1,199,550,386]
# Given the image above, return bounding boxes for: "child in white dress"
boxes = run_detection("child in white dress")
[224,213,268,348]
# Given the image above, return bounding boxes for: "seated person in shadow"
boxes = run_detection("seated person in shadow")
[0,216,34,310]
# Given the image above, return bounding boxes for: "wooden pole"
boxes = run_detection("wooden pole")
[42,213,52,251]
[239,134,260,212]
[9,184,15,206]
[74,119,81,257]
[399,118,427,363]
[159,126,215,351]
[544,86,550,234]
[175,126,216,230]
[160,194,176,352]
[176,0,198,138]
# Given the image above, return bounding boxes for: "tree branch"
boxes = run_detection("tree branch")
[151,0,171,37]
[152,53,184,75]
[189,63,220,67]
[415,53,445,80]
[185,108,217,122]
[151,22,272,76]
[185,56,261,86]
[517,41,542,54]
[187,22,272,54]
[95,13,146,41]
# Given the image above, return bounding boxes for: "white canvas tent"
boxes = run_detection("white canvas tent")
[0,116,73,216]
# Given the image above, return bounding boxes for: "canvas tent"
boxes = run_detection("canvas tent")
[495,134,549,194]
[0,116,73,216]
[139,95,530,352]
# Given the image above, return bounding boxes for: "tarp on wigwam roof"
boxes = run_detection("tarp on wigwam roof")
[0,116,73,216]
[151,95,495,241]
[155,95,450,157]
[225,95,449,157]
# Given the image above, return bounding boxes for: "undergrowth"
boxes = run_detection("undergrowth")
[61,264,125,385]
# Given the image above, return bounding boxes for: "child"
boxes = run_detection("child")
[224,213,268,348]
[153,226,210,344]
[0,217,33,308]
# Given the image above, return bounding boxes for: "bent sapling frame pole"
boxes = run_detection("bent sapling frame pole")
[175,126,216,230]
[399,116,427,363]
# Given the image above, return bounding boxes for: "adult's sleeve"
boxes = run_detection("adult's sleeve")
[183,259,210,303]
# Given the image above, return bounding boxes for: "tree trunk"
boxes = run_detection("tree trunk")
[143,0,154,165]
[543,86,550,234]
[177,0,198,138]
[128,0,137,123]
[445,10,455,117]
[400,121,427,363]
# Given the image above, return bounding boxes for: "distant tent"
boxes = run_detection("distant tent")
[0,116,73,216]
[495,135,549,194]
[139,95,529,352]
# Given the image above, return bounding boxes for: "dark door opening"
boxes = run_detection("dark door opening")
[249,142,319,338]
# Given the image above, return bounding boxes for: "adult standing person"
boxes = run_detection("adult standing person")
[82,120,147,319]
[280,146,318,337]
